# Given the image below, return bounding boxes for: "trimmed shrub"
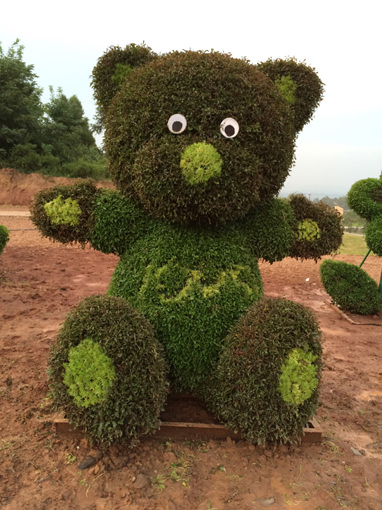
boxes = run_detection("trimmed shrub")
[205,298,322,445]
[48,295,169,446]
[249,198,297,263]
[347,177,382,221]
[290,194,343,260]
[30,180,100,245]
[89,189,148,255]
[366,217,382,256]
[257,58,324,133]
[103,50,296,225]
[320,259,382,315]
[91,43,157,131]
[108,220,263,392]
[0,225,9,255]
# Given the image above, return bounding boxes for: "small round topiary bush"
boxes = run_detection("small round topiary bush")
[206,297,322,445]
[320,259,382,315]
[0,225,9,255]
[48,295,169,446]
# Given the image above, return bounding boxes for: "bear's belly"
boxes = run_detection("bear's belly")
[108,232,263,391]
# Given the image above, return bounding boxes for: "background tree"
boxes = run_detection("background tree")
[0,40,107,178]
[0,40,44,165]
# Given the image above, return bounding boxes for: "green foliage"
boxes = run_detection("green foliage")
[290,194,343,260]
[257,57,324,133]
[0,225,9,254]
[205,298,322,444]
[275,75,296,105]
[180,142,222,185]
[0,41,106,177]
[249,198,296,263]
[108,220,263,391]
[366,217,382,256]
[320,259,382,315]
[296,218,320,242]
[63,338,116,407]
[278,348,318,406]
[48,295,168,446]
[31,180,99,245]
[347,176,382,221]
[89,189,148,255]
[91,43,157,133]
[0,40,43,161]
[103,49,296,225]
[44,195,81,226]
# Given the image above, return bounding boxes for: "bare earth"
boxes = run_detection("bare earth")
[0,170,382,510]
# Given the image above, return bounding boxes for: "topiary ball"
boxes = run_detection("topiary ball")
[320,259,382,315]
[48,295,169,446]
[206,297,322,445]
[0,225,9,255]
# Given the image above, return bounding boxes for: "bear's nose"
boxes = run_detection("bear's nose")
[180,141,222,185]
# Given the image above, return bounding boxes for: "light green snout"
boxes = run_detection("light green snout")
[180,141,222,185]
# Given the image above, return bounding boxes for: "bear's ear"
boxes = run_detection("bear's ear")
[257,58,324,133]
[91,43,157,130]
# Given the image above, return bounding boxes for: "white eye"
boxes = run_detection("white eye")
[220,117,239,138]
[167,113,187,134]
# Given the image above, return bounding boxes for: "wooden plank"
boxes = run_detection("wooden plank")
[53,416,321,444]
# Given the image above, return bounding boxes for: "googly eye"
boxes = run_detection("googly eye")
[167,114,187,134]
[220,117,239,138]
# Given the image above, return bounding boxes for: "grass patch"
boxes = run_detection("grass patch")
[338,233,372,256]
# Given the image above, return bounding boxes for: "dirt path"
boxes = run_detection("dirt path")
[1,208,382,510]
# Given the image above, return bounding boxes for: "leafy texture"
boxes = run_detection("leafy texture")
[0,225,9,255]
[320,260,382,315]
[205,298,322,445]
[102,50,297,226]
[108,220,263,391]
[63,338,116,407]
[31,180,99,245]
[257,58,324,133]
[48,295,169,446]
[290,194,343,260]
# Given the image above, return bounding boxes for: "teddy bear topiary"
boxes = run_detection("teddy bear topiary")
[321,171,382,315]
[31,45,343,445]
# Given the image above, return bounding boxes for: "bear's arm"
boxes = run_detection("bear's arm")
[31,182,149,255]
[248,196,343,263]
[287,194,343,261]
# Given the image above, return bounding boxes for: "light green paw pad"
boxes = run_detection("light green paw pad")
[296,219,320,242]
[278,348,318,406]
[44,195,81,226]
[63,338,116,408]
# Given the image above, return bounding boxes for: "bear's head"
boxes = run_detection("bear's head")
[92,45,324,226]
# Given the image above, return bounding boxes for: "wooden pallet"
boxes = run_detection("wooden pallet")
[53,416,321,445]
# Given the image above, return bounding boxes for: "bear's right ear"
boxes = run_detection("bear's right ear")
[91,43,157,130]
[257,58,324,133]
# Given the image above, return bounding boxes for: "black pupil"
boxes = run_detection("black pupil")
[172,121,183,133]
[224,124,235,137]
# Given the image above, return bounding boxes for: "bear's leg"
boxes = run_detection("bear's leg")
[48,295,169,446]
[204,297,322,445]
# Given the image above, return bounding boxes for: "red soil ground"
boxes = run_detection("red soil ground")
[1,169,381,509]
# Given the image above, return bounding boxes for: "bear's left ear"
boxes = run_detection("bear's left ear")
[91,43,157,130]
[257,58,324,133]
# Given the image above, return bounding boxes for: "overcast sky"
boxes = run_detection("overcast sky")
[1,0,381,198]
